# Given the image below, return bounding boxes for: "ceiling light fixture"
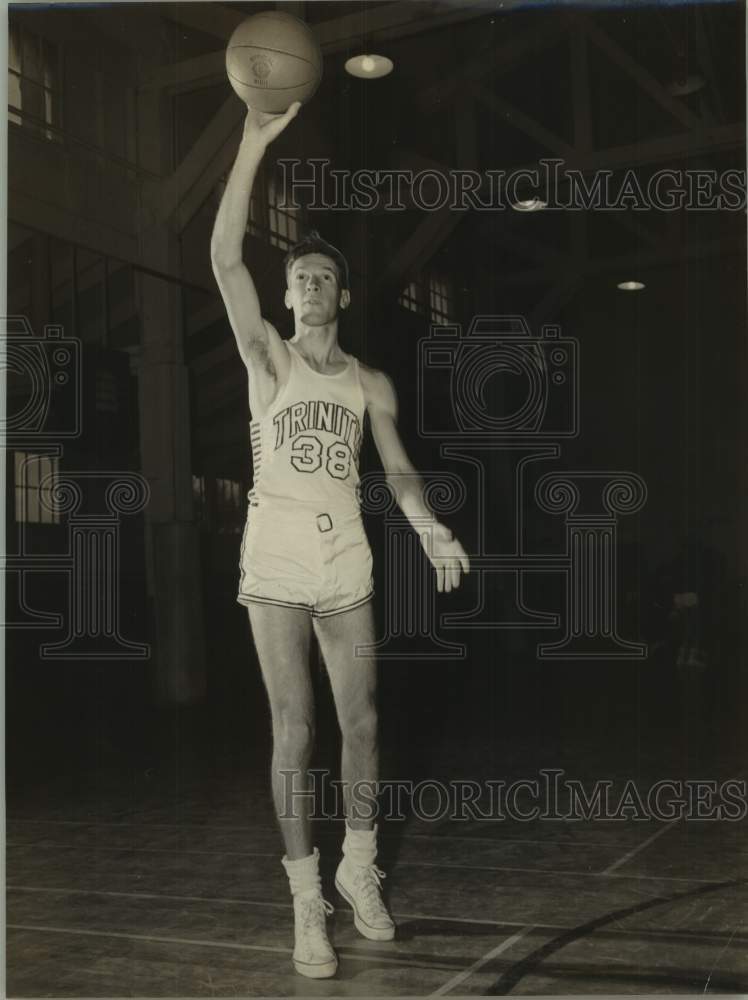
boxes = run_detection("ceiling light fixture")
[512,198,547,212]
[617,280,646,291]
[666,73,705,97]
[345,54,394,79]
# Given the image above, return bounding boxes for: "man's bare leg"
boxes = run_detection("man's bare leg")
[247,602,339,976]
[314,600,395,940]
[313,601,378,828]
[247,603,315,860]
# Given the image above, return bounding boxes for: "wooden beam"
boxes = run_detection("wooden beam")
[573,13,702,133]
[315,0,503,51]
[495,233,745,291]
[562,121,744,173]
[161,4,245,43]
[378,95,478,293]
[393,121,744,196]
[469,82,575,158]
[140,51,228,95]
[693,7,726,126]
[378,205,467,293]
[158,96,244,228]
[8,188,141,272]
[386,119,742,295]
[494,227,566,268]
[417,20,562,111]
[174,120,243,234]
[582,234,745,280]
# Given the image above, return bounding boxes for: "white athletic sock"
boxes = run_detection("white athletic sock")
[341,820,378,868]
[282,846,323,898]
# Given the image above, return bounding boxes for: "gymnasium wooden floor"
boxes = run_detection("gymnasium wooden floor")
[7,595,748,997]
[7,742,748,997]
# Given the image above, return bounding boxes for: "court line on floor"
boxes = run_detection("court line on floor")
[702,923,741,993]
[429,926,536,997]
[8,819,620,847]
[428,816,684,996]
[6,841,726,883]
[9,884,748,947]
[5,922,454,972]
[9,884,294,912]
[8,817,675,849]
[484,876,748,996]
[7,922,292,955]
[9,843,280,860]
[602,819,680,874]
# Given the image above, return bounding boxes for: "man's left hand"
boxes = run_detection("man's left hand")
[422,523,470,593]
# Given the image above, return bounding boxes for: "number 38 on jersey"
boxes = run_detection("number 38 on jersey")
[291,436,353,480]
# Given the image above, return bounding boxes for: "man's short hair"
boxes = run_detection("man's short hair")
[284,230,350,290]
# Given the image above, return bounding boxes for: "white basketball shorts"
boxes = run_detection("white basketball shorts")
[237,501,374,618]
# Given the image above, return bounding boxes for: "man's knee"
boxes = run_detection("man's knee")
[340,704,378,750]
[272,707,315,758]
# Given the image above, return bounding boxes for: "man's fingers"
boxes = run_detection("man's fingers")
[273,102,301,131]
[420,531,431,558]
[282,101,302,124]
[259,101,301,141]
[428,535,471,592]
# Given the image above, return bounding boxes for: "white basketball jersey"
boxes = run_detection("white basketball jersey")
[248,341,366,511]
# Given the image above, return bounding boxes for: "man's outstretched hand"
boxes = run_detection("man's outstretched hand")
[422,523,470,593]
[242,101,301,149]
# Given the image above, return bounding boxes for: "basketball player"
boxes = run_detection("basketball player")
[210,102,469,979]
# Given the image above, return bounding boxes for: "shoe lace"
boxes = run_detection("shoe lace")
[297,893,334,935]
[354,864,389,916]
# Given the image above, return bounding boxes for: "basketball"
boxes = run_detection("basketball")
[226,11,323,114]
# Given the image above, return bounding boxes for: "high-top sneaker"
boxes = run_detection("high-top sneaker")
[281,847,338,978]
[335,822,395,941]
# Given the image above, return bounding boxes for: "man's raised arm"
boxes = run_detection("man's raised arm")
[210,103,300,370]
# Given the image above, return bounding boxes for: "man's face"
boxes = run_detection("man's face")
[285,253,350,325]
